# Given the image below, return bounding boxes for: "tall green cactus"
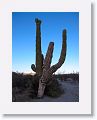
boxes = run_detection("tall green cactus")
[31,18,43,76]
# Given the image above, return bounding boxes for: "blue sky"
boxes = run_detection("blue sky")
[12,12,79,74]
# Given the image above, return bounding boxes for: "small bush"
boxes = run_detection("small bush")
[12,72,64,100]
[45,78,64,97]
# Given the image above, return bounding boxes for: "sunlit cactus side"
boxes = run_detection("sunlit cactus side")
[31,18,43,76]
[37,29,67,98]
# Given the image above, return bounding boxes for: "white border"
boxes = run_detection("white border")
[0,0,91,114]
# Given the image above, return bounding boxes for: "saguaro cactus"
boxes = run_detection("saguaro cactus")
[31,18,43,76]
[37,29,67,98]
[31,18,67,98]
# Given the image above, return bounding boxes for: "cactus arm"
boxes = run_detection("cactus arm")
[31,19,44,75]
[31,64,36,72]
[48,29,67,74]
[43,42,54,70]
[35,18,42,75]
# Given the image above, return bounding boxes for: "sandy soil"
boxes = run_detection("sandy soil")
[14,79,79,102]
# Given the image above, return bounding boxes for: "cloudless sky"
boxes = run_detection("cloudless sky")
[12,12,79,74]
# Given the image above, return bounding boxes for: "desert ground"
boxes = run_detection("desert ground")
[12,72,79,102]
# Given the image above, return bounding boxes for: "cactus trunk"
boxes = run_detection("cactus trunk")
[37,42,54,97]
[37,29,67,98]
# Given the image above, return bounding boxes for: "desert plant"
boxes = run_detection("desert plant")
[37,29,67,98]
[45,77,64,98]
[31,18,67,98]
[31,18,43,76]
[12,72,64,101]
